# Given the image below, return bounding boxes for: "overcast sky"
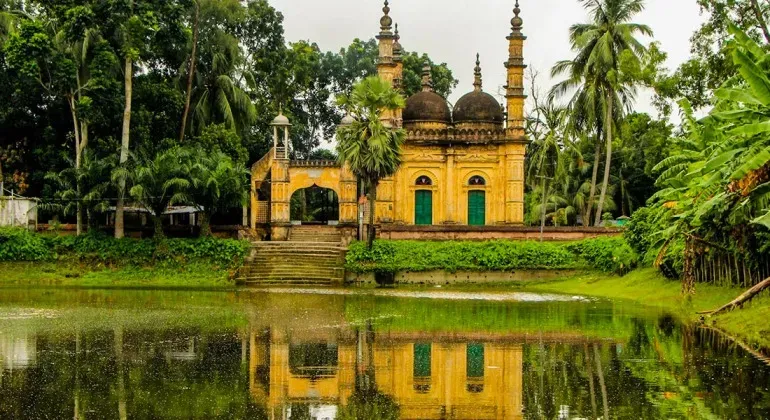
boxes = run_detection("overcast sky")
[269,0,705,118]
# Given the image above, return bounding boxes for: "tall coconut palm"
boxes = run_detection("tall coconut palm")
[186,1,256,136]
[551,0,652,225]
[336,76,406,249]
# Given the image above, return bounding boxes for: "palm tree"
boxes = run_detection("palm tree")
[114,147,192,238]
[189,150,249,236]
[45,150,114,231]
[551,0,652,225]
[336,76,406,249]
[186,1,256,136]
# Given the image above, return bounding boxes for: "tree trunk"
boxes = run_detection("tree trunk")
[594,343,610,420]
[367,180,378,250]
[699,275,770,316]
[114,328,127,420]
[594,93,614,226]
[584,344,598,419]
[69,95,84,236]
[199,211,211,237]
[179,0,199,141]
[683,237,696,295]
[586,135,601,226]
[115,56,133,239]
[750,0,770,44]
[0,154,4,197]
[539,176,547,242]
[152,215,164,239]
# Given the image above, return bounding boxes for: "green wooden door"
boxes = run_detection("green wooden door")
[468,191,486,226]
[415,190,433,225]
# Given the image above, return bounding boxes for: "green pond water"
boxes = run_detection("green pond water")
[0,287,769,419]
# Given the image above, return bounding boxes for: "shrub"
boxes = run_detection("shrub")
[347,237,639,276]
[624,206,659,258]
[566,237,638,274]
[26,231,249,269]
[347,240,582,274]
[0,227,53,261]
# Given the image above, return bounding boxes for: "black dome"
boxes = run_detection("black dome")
[403,91,452,123]
[453,91,504,124]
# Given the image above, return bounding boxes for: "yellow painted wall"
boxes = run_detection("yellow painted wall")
[377,143,525,225]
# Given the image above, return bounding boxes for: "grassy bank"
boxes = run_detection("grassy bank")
[527,268,770,351]
[0,261,236,288]
[0,228,249,288]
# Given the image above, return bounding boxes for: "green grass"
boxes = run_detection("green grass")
[527,268,770,351]
[0,261,236,289]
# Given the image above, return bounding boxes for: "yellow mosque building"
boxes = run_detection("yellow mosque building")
[251,1,528,241]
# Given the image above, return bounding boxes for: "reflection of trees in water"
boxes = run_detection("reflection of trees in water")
[338,385,400,420]
[521,316,770,419]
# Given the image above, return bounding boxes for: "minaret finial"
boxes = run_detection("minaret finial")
[473,53,483,92]
[511,0,523,34]
[421,60,433,92]
[393,23,403,59]
[380,0,393,34]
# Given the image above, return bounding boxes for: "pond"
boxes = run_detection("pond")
[0,287,769,419]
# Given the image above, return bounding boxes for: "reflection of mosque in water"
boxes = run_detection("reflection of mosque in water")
[248,325,524,420]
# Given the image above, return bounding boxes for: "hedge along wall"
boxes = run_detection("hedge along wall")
[345,237,638,275]
[0,228,250,269]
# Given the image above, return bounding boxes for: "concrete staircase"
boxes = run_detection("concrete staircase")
[237,226,346,286]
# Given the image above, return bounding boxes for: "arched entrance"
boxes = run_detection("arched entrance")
[290,185,339,224]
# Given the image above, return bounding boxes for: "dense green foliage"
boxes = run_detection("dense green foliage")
[0,228,249,268]
[346,237,636,275]
[0,226,53,261]
[639,27,770,290]
[0,0,454,236]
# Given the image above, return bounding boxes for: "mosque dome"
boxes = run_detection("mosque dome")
[453,91,504,124]
[403,63,452,124]
[452,54,504,126]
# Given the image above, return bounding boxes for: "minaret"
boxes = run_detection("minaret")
[505,1,527,139]
[376,1,397,85]
[392,23,404,127]
[503,1,527,224]
[376,1,400,127]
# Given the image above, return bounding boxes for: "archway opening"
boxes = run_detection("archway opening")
[290,185,339,224]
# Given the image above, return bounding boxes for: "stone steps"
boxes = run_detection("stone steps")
[289,226,342,243]
[236,238,347,287]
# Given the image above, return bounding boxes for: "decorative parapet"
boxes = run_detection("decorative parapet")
[405,127,509,144]
[289,160,341,168]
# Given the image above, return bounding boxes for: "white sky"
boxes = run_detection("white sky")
[270,0,706,119]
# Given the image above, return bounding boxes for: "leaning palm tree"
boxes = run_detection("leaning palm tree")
[113,147,193,238]
[336,76,406,249]
[551,0,652,225]
[189,150,249,237]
